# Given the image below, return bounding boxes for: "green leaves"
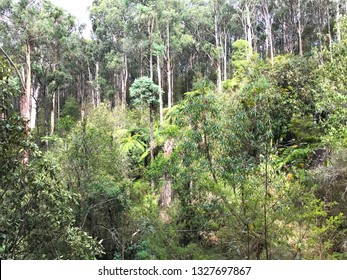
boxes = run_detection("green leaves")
[130,76,160,107]
[0,136,103,259]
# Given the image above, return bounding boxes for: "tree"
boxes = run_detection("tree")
[90,0,130,110]
[130,77,159,188]
[0,0,81,153]
[0,55,103,259]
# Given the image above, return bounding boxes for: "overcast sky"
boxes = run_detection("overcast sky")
[50,0,93,37]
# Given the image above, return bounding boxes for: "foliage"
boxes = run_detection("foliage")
[0,60,103,259]
[2,1,347,260]
[130,77,160,108]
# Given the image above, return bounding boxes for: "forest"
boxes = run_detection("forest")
[1,0,347,260]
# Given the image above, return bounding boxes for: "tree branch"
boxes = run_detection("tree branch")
[0,45,25,92]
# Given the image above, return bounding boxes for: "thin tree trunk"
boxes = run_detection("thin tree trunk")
[327,9,333,57]
[21,40,31,124]
[171,64,174,105]
[223,31,227,81]
[317,2,324,63]
[214,7,222,94]
[95,61,100,107]
[44,86,50,151]
[87,61,95,109]
[157,56,163,126]
[50,91,55,136]
[263,1,274,64]
[123,54,128,110]
[149,106,155,191]
[246,4,253,60]
[57,87,60,120]
[29,85,39,129]
[77,74,85,119]
[166,24,172,108]
[113,71,120,108]
[297,0,303,56]
[148,17,154,80]
[282,20,286,53]
[21,39,32,164]
[140,46,144,76]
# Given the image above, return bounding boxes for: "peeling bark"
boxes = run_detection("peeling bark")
[159,139,174,223]
[21,39,32,165]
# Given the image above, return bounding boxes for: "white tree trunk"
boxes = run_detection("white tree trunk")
[246,3,253,60]
[157,56,163,126]
[166,24,172,108]
[121,54,128,110]
[50,91,55,136]
[214,7,222,94]
[29,85,39,129]
[297,0,303,56]
[95,61,101,106]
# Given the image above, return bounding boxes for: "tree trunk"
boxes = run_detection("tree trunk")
[44,86,50,151]
[21,40,31,121]
[223,31,228,81]
[57,87,60,121]
[159,139,174,223]
[121,54,128,110]
[50,91,55,136]
[327,8,333,58]
[297,0,303,56]
[246,4,253,60]
[148,17,154,80]
[87,60,95,108]
[113,71,120,108]
[282,20,286,53]
[166,24,172,108]
[77,74,83,106]
[157,56,163,126]
[263,1,274,64]
[95,61,100,107]
[21,39,31,164]
[149,106,155,191]
[214,8,222,94]
[29,85,39,129]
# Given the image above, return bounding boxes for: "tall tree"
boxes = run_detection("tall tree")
[90,0,130,109]
[129,77,159,189]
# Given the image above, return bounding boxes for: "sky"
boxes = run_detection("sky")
[50,0,93,38]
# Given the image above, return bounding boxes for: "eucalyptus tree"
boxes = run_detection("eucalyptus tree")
[0,0,80,158]
[34,1,77,140]
[0,0,41,146]
[90,0,131,109]
[0,56,103,260]
[2,0,81,144]
[258,0,276,64]
[158,0,189,107]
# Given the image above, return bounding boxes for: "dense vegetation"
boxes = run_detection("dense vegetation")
[1,0,347,260]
